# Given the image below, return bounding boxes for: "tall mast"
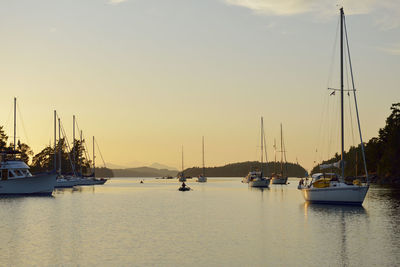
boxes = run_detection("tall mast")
[54,110,57,172]
[93,136,95,178]
[280,123,283,174]
[13,97,16,153]
[274,138,277,174]
[73,115,75,172]
[202,136,205,177]
[80,130,83,175]
[260,117,264,176]
[181,146,184,177]
[340,7,345,179]
[58,118,61,175]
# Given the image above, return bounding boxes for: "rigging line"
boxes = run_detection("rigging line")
[74,119,90,162]
[95,139,107,167]
[263,124,268,175]
[60,120,77,176]
[344,47,356,148]
[16,102,30,146]
[344,15,369,181]
[327,16,341,89]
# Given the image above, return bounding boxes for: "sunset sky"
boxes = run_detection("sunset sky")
[0,0,399,171]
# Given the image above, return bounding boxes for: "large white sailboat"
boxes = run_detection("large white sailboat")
[271,124,288,185]
[298,8,369,205]
[197,136,207,183]
[249,117,270,188]
[0,98,56,195]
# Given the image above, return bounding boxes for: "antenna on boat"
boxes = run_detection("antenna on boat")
[73,115,75,171]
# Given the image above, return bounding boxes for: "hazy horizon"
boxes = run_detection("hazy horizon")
[0,0,399,171]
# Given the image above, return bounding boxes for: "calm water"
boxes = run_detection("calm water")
[0,178,399,266]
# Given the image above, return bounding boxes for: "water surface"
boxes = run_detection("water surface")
[0,178,399,266]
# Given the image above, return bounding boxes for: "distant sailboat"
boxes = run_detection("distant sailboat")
[298,8,369,205]
[249,117,270,188]
[197,136,207,183]
[271,124,288,185]
[178,146,187,182]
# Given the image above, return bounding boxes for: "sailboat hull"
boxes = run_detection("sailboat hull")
[197,176,207,183]
[250,178,270,188]
[272,177,288,184]
[0,173,56,195]
[300,185,369,205]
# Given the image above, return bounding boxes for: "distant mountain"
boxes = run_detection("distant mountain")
[112,167,178,178]
[181,161,307,178]
[149,162,178,171]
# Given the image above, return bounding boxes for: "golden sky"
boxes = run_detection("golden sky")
[0,0,399,170]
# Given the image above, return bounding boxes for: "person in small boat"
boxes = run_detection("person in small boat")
[140,180,144,184]
[181,182,186,188]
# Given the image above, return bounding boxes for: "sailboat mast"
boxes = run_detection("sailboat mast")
[340,7,345,179]
[80,130,83,176]
[280,123,283,174]
[181,146,184,177]
[54,110,57,172]
[93,136,95,178]
[274,139,276,174]
[73,115,75,171]
[58,118,61,175]
[260,117,264,176]
[202,136,205,177]
[13,97,16,153]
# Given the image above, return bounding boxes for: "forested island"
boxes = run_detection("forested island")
[311,103,400,184]
[182,161,307,178]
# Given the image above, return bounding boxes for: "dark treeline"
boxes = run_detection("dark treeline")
[0,126,113,177]
[182,161,307,178]
[311,103,400,184]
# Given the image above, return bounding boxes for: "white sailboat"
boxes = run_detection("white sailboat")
[0,98,56,195]
[197,136,207,183]
[298,8,369,205]
[178,146,186,182]
[55,113,80,188]
[271,124,288,185]
[75,136,107,186]
[249,117,270,188]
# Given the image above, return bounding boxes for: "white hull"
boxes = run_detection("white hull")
[249,178,270,188]
[300,185,369,205]
[76,178,107,186]
[55,177,80,188]
[271,177,288,184]
[197,176,207,183]
[0,173,56,195]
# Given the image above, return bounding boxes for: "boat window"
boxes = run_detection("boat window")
[9,171,15,178]
[15,170,24,176]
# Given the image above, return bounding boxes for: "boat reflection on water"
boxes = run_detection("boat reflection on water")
[302,202,368,266]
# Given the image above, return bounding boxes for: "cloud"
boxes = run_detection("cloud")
[379,43,400,55]
[223,0,400,29]
[108,0,127,5]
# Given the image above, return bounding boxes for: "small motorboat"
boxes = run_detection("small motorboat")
[178,186,191,191]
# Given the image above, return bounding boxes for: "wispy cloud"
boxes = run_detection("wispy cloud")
[379,43,400,55]
[108,0,127,5]
[223,0,400,29]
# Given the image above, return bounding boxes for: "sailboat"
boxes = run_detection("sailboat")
[197,136,207,183]
[178,146,187,182]
[271,124,288,185]
[55,113,81,188]
[298,8,369,205]
[249,117,271,188]
[75,136,107,186]
[0,98,56,195]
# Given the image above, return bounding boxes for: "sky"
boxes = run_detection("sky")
[0,0,398,171]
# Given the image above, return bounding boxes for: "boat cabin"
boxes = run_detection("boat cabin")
[0,160,33,180]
